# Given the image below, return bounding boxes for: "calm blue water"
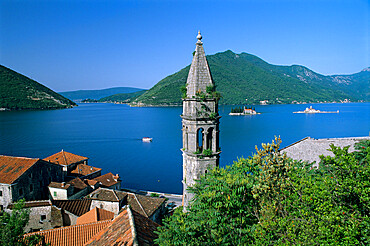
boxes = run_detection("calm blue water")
[0,103,369,194]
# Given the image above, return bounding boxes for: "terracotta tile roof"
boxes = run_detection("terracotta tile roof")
[84,179,98,187]
[52,200,92,216]
[92,172,120,188]
[25,220,111,246]
[70,164,101,176]
[85,206,159,246]
[7,200,51,209]
[0,155,39,184]
[76,207,115,225]
[44,150,88,166]
[127,193,166,218]
[133,209,160,245]
[49,182,71,190]
[67,177,88,190]
[87,188,127,202]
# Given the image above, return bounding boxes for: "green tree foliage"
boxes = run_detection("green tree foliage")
[155,138,370,245]
[0,199,46,245]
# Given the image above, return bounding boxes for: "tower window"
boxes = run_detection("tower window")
[197,128,204,151]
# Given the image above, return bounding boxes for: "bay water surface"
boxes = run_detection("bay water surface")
[0,102,369,194]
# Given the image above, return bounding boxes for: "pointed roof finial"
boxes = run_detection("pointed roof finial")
[196,31,203,45]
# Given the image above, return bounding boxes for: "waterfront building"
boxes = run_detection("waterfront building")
[0,155,63,209]
[181,32,221,210]
[44,150,88,175]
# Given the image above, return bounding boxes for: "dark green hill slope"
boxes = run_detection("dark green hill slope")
[0,65,76,110]
[132,50,369,106]
[98,90,147,103]
[60,87,145,101]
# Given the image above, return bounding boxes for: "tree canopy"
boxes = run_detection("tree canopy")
[0,199,46,246]
[155,138,370,245]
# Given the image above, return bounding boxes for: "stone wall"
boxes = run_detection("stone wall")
[90,200,120,215]
[0,184,13,209]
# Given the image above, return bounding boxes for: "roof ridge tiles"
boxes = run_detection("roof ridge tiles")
[127,206,139,246]
[133,194,149,217]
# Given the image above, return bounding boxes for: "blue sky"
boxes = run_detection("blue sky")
[0,0,369,91]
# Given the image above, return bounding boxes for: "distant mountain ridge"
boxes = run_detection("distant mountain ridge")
[0,65,76,110]
[131,50,369,106]
[60,87,145,101]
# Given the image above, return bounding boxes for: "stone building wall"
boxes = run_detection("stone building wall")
[90,200,120,215]
[10,160,64,205]
[0,184,13,209]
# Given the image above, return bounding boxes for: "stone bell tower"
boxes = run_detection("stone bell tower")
[181,31,220,210]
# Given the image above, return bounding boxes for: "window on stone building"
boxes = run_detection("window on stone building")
[207,128,213,150]
[0,191,2,197]
[197,128,204,152]
[40,215,46,221]
[0,205,3,211]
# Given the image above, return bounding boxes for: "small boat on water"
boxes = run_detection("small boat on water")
[142,137,153,142]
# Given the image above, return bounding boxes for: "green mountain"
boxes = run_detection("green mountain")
[132,50,369,106]
[60,87,145,101]
[0,65,76,110]
[98,90,147,103]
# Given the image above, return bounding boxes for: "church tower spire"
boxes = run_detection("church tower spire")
[181,31,221,210]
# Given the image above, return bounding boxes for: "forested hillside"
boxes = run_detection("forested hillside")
[132,50,369,106]
[0,65,76,110]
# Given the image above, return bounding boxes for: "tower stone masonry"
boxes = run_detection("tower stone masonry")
[181,31,221,210]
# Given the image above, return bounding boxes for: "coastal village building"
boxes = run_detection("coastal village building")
[181,31,220,209]
[0,156,63,209]
[281,136,370,167]
[87,188,166,223]
[91,172,121,190]
[48,177,90,200]
[76,207,115,225]
[24,206,159,246]
[6,200,63,233]
[43,150,90,177]
[70,164,102,180]
[52,199,93,226]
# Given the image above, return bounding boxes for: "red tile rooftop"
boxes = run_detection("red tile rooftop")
[85,206,159,246]
[25,220,112,246]
[0,155,39,184]
[49,182,71,190]
[7,200,51,209]
[44,150,88,166]
[70,164,101,176]
[92,172,120,187]
[52,200,92,217]
[67,177,88,190]
[76,207,115,225]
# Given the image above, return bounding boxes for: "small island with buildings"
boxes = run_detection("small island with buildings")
[293,105,339,114]
[229,106,260,116]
